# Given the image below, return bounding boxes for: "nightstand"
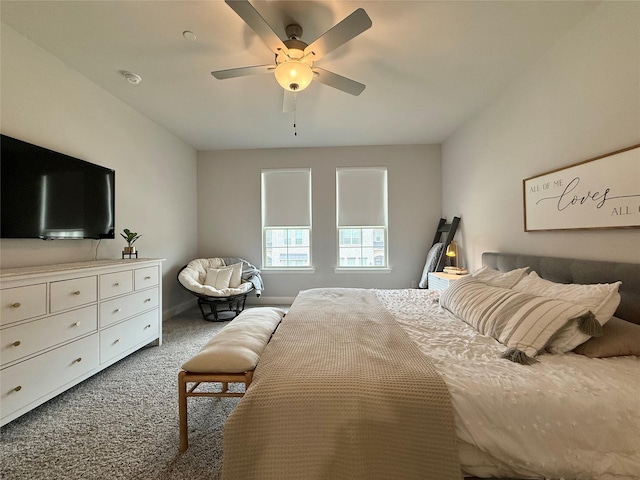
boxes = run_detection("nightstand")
[428,272,468,291]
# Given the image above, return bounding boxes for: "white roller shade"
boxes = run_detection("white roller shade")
[262,169,311,227]
[336,167,387,227]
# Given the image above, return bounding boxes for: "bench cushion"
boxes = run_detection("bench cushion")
[182,307,285,373]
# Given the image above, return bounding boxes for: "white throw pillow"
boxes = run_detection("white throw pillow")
[228,262,243,288]
[512,271,621,353]
[471,266,529,289]
[204,267,233,290]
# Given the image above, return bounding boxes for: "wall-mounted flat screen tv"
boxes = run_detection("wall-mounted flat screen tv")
[1,134,115,240]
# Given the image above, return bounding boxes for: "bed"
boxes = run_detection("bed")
[221,252,640,480]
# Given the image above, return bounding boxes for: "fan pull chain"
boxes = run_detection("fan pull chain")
[293,109,297,136]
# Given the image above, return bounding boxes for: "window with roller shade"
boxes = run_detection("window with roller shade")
[336,167,388,268]
[261,168,312,268]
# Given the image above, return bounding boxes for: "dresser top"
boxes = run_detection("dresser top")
[1,258,165,280]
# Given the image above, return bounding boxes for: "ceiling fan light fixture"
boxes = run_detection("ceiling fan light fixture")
[275,60,313,92]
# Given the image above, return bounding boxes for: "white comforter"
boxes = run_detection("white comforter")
[375,289,640,480]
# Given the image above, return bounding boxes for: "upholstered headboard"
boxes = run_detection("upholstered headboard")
[482,252,640,325]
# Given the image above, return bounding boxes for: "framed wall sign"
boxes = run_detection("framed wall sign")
[523,144,640,232]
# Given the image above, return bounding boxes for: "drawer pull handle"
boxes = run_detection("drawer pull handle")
[115,308,122,313]
[114,339,120,344]
[144,324,151,329]
[13,340,21,347]
[144,298,151,302]
[14,386,22,392]
[73,290,81,296]
[114,282,120,286]
[74,357,82,363]
[73,322,81,327]
[11,302,21,308]
[145,276,151,280]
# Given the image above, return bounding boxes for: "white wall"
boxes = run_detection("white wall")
[442,2,640,272]
[198,145,441,301]
[0,24,199,317]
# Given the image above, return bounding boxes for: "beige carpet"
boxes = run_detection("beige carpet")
[0,306,261,480]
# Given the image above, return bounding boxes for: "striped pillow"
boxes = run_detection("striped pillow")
[440,277,593,364]
[512,271,619,353]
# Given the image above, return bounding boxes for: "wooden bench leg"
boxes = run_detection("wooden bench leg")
[178,370,189,452]
[178,370,254,451]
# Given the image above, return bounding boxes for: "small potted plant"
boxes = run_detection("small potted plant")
[121,228,141,254]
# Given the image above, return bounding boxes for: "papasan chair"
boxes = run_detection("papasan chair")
[177,257,263,321]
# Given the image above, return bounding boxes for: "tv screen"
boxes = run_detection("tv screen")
[1,134,115,240]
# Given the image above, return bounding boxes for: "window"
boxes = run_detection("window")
[261,169,312,268]
[336,167,388,268]
[264,228,310,267]
[339,228,361,245]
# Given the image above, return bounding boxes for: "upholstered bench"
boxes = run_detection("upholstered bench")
[178,307,284,452]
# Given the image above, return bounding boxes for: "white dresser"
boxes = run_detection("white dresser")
[0,258,163,426]
[427,272,468,291]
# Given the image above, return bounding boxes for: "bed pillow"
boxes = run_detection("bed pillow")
[573,317,640,358]
[204,267,233,290]
[471,266,529,289]
[228,262,243,288]
[440,276,593,364]
[512,271,621,353]
[418,243,445,288]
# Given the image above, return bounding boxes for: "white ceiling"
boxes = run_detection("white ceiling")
[1,1,599,151]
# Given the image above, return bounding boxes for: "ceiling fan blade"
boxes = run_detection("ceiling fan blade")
[282,91,297,113]
[211,65,274,79]
[304,8,372,62]
[313,68,366,96]
[225,0,288,55]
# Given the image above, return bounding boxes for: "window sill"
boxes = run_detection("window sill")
[261,267,316,274]
[334,267,392,274]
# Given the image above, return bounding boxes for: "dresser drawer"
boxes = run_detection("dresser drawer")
[100,309,159,364]
[135,266,158,291]
[99,287,159,328]
[99,271,133,300]
[50,276,97,313]
[0,333,99,419]
[0,284,47,326]
[1,305,97,366]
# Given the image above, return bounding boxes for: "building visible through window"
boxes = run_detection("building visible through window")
[261,169,312,268]
[264,228,310,266]
[336,167,388,268]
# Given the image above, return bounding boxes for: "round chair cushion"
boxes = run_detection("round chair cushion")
[179,258,253,297]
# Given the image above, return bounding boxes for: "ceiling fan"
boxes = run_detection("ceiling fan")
[211,0,372,111]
